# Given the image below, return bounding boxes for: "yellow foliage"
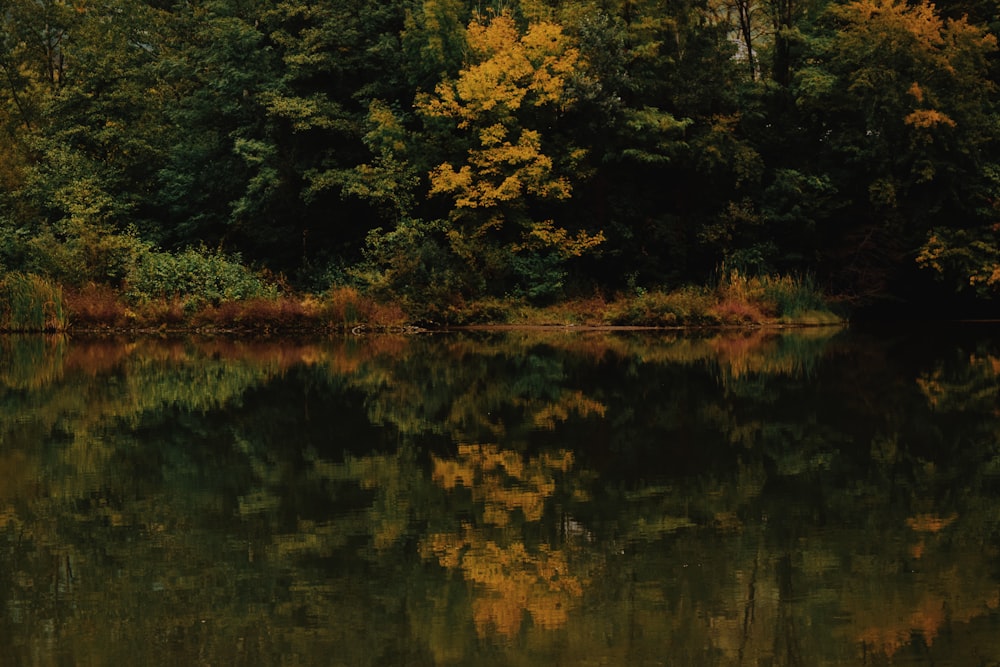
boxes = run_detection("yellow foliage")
[518,219,606,258]
[428,126,573,209]
[423,13,579,126]
[836,0,944,51]
[904,108,956,128]
[418,11,603,263]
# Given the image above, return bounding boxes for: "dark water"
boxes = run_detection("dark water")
[1,325,999,666]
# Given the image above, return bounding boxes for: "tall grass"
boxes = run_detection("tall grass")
[0,273,67,331]
[715,268,840,324]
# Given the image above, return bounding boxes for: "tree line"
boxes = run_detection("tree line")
[0,0,997,315]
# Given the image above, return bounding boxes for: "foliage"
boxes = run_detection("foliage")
[0,273,67,331]
[917,225,1000,297]
[0,0,996,313]
[124,245,278,310]
[25,222,148,287]
[416,11,604,299]
[597,270,839,326]
[357,217,472,321]
[62,283,129,329]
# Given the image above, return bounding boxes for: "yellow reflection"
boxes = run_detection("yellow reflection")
[425,444,585,637]
[850,512,1000,660]
[432,444,573,525]
[531,390,606,430]
[906,512,957,534]
[424,526,584,637]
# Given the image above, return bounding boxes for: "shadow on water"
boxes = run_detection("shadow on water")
[1,324,999,665]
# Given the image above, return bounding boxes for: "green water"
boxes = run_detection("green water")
[1,326,999,666]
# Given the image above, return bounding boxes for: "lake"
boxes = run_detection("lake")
[1,325,998,666]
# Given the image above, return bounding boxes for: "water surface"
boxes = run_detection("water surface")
[1,326,998,665]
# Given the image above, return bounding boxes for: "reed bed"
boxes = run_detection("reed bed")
[0,273,68,332]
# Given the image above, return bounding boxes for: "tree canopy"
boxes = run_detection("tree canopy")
[0,0,998,312]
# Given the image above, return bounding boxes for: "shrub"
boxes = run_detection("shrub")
[358,218,473,321]
[0,272,67,331]
[715,268,836,322]
[193,296,314,331]
[445,296,518,325]
[708,298,768,325]
[26,222,147,287]
[125,245,278,309]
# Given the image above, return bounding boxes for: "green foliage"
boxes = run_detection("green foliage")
[785,0,999,296]
[0,272,67,331]
[125,246,278,309]
[358,218,472,320]
[0,0,998,313]
[26,222,148,287]
[760,274,837,320]
[509,249,569,301]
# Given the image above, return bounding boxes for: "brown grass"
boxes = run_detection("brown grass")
[61,283,412,332]
[58,278,841,332]
[193,296,312,331]
[316,287,408,329]
[63,283,128,328]
[708,298,769,325]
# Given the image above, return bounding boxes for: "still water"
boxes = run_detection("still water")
[1,325,998,666]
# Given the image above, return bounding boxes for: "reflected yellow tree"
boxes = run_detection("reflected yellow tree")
[422,444,588,638]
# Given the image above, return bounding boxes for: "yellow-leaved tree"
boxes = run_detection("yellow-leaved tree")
[417,11,604,300]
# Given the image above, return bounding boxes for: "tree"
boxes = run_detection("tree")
[791,0,999,300]
[152,0,283,258]
[416,10,604,299]
[0,0,173,284]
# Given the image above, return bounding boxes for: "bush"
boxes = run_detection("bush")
[0,273,67,331]
[193,296,311,330]
[715,268,835,322]
[125,245,278,309]
[357,218,473,321]
[26,221,148,287]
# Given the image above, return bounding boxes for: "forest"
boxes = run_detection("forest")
[0,0,998,325]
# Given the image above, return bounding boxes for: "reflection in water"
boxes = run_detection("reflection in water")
[1,326,1000,664]
[425,444,583,637]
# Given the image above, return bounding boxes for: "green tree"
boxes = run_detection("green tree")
[0,0,172,284]
[792,0,999,299]
[152,0,282,257]
[563,0,753,287]
[247,0,413,275]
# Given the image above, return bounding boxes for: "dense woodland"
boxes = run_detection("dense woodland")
[1,0,999,319]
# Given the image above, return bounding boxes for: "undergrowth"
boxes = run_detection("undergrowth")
[18,268,843,332]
